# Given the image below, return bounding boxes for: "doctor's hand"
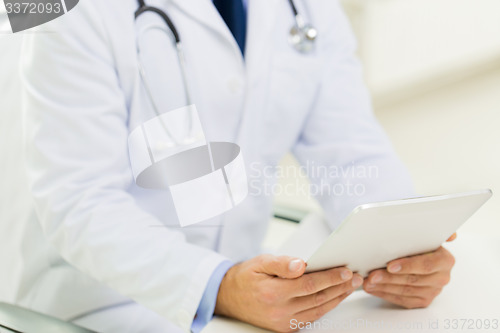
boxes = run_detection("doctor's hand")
[215,254,363,332]
[363,233,457,309]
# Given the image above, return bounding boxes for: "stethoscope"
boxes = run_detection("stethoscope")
[134,0,317,143]
[286,0,318,53]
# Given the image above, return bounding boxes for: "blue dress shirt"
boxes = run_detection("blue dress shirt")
[191,260,234,333]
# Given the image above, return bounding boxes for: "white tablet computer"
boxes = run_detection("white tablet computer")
[302,189,492,276]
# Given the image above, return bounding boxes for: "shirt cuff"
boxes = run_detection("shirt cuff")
[191,260,233,333]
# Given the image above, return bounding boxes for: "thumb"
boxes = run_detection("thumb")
[446,233,457,242]
[255,255,306,279]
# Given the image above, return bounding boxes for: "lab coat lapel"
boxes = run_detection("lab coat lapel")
[245,0,281,79]
[168,0,244,63]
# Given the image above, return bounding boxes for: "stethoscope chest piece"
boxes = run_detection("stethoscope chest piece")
[289,22,317,53]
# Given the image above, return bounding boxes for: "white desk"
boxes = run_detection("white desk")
[202,234,500,332]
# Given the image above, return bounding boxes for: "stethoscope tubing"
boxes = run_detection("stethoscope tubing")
[135,5,181,44]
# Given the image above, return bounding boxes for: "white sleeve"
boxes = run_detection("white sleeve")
[20,3,226,331]
[292,2,416,229]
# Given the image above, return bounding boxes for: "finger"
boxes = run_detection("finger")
[368,291,430,309]
[293,290,352,323]
[446,233,457,242]
[292,274,363,311]
[255,255,306,279]
[364,282,441,299]
[366,269,451,287]
[387,247,455,275]
[282,267,354,297]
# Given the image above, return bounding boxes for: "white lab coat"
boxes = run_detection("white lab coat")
[0,0,414,331]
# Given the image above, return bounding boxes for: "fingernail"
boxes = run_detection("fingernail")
[371,273,382,284]
[388,263,401,273]
[365,283,375,290]
[289,259,303,272]
[352,276,363,288]
[341,270,352,281]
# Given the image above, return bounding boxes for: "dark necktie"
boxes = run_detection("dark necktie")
[213,0,247,55]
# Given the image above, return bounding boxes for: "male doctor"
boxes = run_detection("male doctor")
[1,0,455,332]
